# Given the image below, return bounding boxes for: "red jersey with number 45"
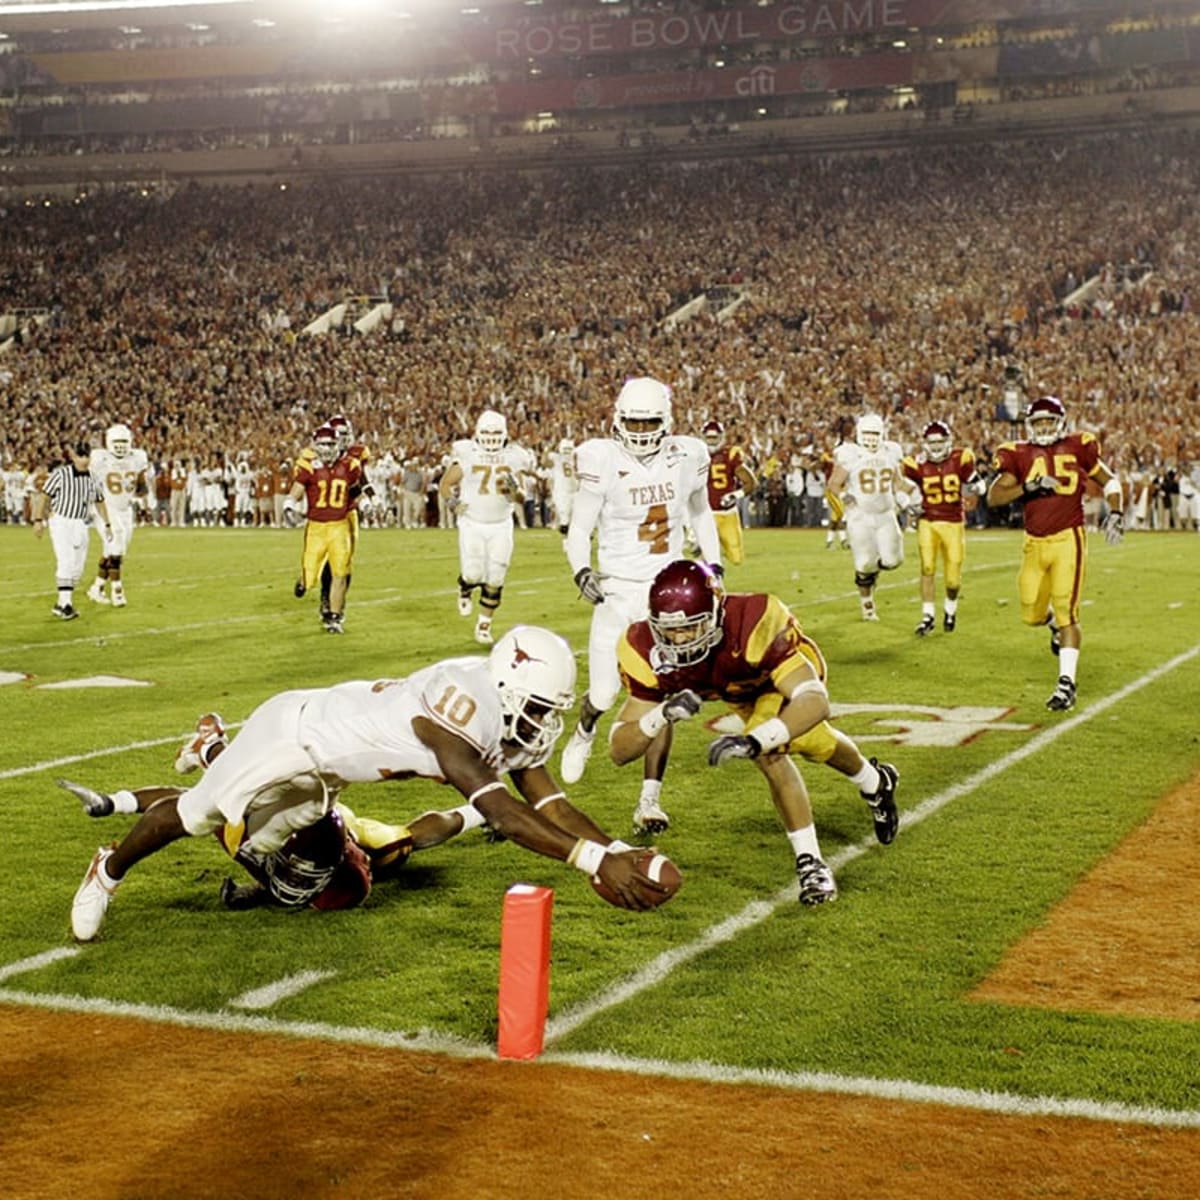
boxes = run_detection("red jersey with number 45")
[293,451,363,522]
[992,432,1102,536]
[901,448,978,523]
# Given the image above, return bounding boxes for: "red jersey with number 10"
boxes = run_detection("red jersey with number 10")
[293,450,364,522]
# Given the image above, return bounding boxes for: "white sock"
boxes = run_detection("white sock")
[1059,647,1080,682]
[449,803,487,833]
[944,597,958,616]
[639,778,663,804]
[849,761,881,796]
[112,789,139,814]
[787,825,821,859]
[922,602,935,619]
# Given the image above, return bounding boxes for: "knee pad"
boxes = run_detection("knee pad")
[457,576,477,593]
[854,570,879,590]
[480,584,502,610]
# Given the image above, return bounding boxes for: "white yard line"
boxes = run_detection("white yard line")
[229,969,339,1011]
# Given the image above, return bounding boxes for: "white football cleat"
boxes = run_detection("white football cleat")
[560,724,597,784]
[633,796,671,835]
[58,778,115,817]
[110,583,127,608]
[174,712,228,774]
[457,594,472,618]
[72,845,121,941]
[474,617,494,646]
[86,581,110,605]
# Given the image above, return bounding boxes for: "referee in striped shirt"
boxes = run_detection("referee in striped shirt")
[32,442,113,620]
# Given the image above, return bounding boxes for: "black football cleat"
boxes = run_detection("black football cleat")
[864,759,900,845]
[795,854,838,906]
[943,613,956,633]
[1046,675,1076,712]
[915,615,936,637]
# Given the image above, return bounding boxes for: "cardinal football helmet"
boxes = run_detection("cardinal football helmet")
[329,414,352,453]
[855,413,885,453]
[105,423,133,460]
[648,559,725,668]
[313,423,338,460]
[922,420,952,463]
[702,419,725,450]
[613,377,673,458]
[1025,395,1066,446]
[489,625,576,761]
[474,409,508,453]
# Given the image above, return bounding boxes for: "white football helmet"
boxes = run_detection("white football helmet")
[1025,395,1067,446]
[613,377,672,458]
[105,423,133,460]
[489,625,576,761]
[474,410,508,453]
[558,437,574,456]
[855,413,885,453]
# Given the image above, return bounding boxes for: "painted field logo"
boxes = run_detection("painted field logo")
[830,703,1034,748]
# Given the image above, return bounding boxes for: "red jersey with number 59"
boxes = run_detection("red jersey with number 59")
[901,447,977,523]
[992,432,1102,536]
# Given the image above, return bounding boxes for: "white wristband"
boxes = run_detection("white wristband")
[750,717,792,753]
[637,705,669,739]
[607,839,634,854]
[1103,477,1122,505]
[568,838,608,876]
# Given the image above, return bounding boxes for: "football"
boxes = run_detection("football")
[591,849,682,910]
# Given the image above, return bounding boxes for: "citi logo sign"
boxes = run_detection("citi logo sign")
[735,67,776,97]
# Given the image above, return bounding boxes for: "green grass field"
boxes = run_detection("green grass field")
[2,521,1198,1116]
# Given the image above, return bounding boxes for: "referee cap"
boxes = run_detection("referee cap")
[72,441,91,457]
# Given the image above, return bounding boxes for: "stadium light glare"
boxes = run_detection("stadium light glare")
[0,0,253,14]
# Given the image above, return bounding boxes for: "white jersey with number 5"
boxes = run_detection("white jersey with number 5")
[833,439,906,515]
[573,435,710,583]
[449,439,531,525]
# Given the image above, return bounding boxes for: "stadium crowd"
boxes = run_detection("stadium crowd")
[1,126,1198,531]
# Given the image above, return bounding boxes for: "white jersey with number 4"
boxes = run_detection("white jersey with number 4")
[833,439,906,516]
[449,439,532,525]
[573,435,710,583]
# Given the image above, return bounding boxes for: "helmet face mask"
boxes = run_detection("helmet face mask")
[648,560,725,669]
[105,423,133,460]
[1025,396,1066,446]
[613,377,673,458]
[855,413,885,453]
[474,410,508,453]
[922,420,952,463]
[702,420,724,451]
[489,626,576,762]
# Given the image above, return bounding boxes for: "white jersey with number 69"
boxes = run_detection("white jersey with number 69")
[572,435,710,583]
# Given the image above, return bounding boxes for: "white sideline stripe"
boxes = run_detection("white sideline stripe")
[542,642,1200,1046]
[0,982,1195,1130]
[0,947,80,982]
[0,986,494,1059]
[229,969,338,1011]
[538,1051,1200,1129]
[0,724,243,780]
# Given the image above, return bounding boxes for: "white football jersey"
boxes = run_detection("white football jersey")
[550,448,578,499]
[573,434,710,582]
[297,656,541,786]
[90,446,149,513]
[834,439,906,516]
[450,438,531,525]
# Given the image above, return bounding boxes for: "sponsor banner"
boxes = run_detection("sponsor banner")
[464,0,967,62]
[471,54,913,116]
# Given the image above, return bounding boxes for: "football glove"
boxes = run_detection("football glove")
[719,489,744,510]
[574,566,605,605]
[663,689,702,724]
[707,734,762,766]
[1102,511,1124,546]
[282,498,301,528]
[1022,475,1058,497]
